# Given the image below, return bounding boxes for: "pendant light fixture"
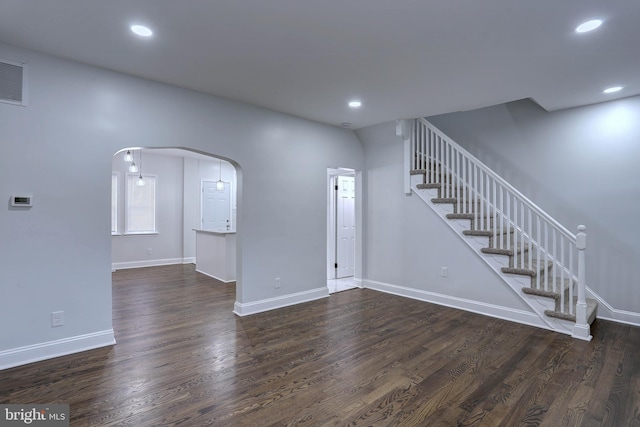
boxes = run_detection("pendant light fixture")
[136,149,145,186]
[123,150,133,162]
[216,158,225,191]
[128,150,138,173]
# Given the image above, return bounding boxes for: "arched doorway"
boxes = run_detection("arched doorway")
[110,146,242,302]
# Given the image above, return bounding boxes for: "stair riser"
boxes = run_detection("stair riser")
[530,278,574,312]
[470,217,495,230]
[438,202,485,215]
[508,253,543,270]
[438,188,469,199]
[507,252,534,269]
[502,258,552,279]
[411,169,457,186]
[488,233,516,248]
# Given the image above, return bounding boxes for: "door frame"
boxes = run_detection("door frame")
[327,168,362,283]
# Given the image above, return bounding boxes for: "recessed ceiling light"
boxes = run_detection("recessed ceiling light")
[603,86,623,94]
[575,19,602,33]
[348,100,362,108]
[340,122,352,128]
[131,24,153,37]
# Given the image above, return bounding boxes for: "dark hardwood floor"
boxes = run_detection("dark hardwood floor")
[1,265,639,426]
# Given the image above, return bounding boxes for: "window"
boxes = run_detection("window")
[125,174,156,234]
[111,173,118,234]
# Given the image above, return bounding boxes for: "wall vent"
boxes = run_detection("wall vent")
[0,59,27,106]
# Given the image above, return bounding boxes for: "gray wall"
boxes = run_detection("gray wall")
[428,97,640,313]
[357,121,531,310]
[0,42,363,354]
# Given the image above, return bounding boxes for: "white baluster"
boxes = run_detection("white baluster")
[506,194,511,252]
[499,186,504,250]
[436,135,441,186]
[429,130,434,183]
[456,149,461,214]
[411,123,422,169]
[485,174,490,231]
[476,169,480,227]
[520,201,524,269]
[569,243,574,315]
[560,237,565,313]
[527,208,532,277]
[461,155,466,210]
[467,157,472,215]
[492,180,497,242]
[422,124,426,170]
[544,223,549,291]
[479,169,484,229]
[536,216,541,290]
[418,121,421,170]
[444,141,449,198]
[552,229,557,293]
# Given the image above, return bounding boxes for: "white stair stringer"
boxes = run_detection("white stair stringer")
[410,174,576,336]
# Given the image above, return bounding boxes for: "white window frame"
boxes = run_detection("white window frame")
[125,174,157,235]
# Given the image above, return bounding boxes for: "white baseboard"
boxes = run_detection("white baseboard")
[0,329,116,371]
[183,257,196,264]
[587,287,640,327]
[112,258,186,270]
[363,279,549,331]
[195,268,235,283]
[233,287,329,317]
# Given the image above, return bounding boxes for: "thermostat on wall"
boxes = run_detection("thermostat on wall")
[11,194,33,207]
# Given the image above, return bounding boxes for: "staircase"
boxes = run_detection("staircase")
[400,119,597,340]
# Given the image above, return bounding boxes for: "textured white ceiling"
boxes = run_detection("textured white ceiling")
[0,0,638,128]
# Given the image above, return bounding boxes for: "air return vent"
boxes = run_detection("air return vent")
[0,59,26,106]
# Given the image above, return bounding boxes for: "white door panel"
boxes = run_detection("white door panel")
[202,181,231,231]
[336,176,355,278]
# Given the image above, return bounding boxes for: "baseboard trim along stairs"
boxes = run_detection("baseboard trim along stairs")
[402,119,597,340]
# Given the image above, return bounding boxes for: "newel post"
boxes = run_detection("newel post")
[572,225,592,341]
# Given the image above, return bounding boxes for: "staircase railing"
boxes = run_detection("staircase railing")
[409,118,590,339]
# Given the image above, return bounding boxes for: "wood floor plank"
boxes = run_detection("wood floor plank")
[1,264,639,426]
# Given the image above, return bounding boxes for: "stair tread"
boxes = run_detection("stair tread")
[501,259,552,277]
[523,286,558,299]
[544,298,598,324]
[525,275,573,293]
[432,197,457,203]
[432,197,479,204]
[481,246,527,256]
[416,183,441,189]
[447,213,495,220]
[464,228,513,237]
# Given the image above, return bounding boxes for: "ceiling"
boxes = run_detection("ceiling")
[0,0,638,129]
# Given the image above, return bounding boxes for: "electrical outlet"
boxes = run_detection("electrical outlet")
[275,277,281,289]
[51,311,64,327]
[147,248,152,255]
[440,267,448,278]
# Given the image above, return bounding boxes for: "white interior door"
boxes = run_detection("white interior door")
[336,176,355,278]
[202,181,231,231]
